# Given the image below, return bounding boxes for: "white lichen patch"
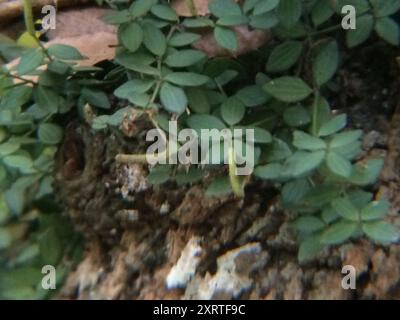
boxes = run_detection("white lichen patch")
[184,242,267,299]
[116,163,149,199]
[166,236,203,289]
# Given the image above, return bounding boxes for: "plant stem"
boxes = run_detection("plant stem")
[311,90,320,136]
[22,0,35,36]
[310,24,342,37]
[228,146,244,198]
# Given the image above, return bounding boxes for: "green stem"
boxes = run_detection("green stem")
[311,90,320,136]
[22,0,35,36]
[309,24,342,37]
[228,146,244,198]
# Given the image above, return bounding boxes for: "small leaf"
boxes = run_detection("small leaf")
[319,114,347,137]
[362,221,398,244]
[165,72,210,86]
[129,0,156,17]
[293,131,327,150]
[346,14,374,48]
[186,114,226,131]
[119,22,143,52]
[313,40,339,86]
[330,130,362,148]
[205,176,232,197]
[164,50,206,68]
[186,88,211,114]
[221,96,245,125]
[160,83,187,115]
[264,77,312,103]
[81,88,110,109]
[375,17,399,46]
[236,85,270,107]
[150,4,178,21]
[361,199,390,221]
[214,26,238,51]
[298,234,325,263]
[48,44,85,60]
[142,22,167,56]
[254,0,280,14]
[283,105,310,127]
[294,216,325,233]
[321,220,358,245]
[147,165,171,185]
[17,49,44,75]
[169,33,201,47]
[277,0,302,28]
[283,150,326,177]
[266,41,303,73]
[209,0,242,18]
[38,123,63,145]
[331,197,359,221]
[326,151,353,178]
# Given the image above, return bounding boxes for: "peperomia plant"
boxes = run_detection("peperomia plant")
[94,0,400,262]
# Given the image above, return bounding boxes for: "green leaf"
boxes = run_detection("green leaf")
[221,96,245,125]
[160,83,187,115]
[326,151,352,178]
[283,105,310,127]
[34,86,58,113]
[318,114,347,137]
[169,33,201,47]
[186,87,211,114]
[101,9,132,25]
[3,154,33,171]
[283,150,326,177]
[249,12,279,29]
[209,0,242,18]
[294,216,325,233]
[313,40,339,86]
[0,141,20,157]
[266,41,303,73]
[150,4,178,21]
[186,114,226,131]
[254,163,282,180]
[282,178,311,205]
[48,44,85,60]
[142,22,167,56]
[236,85,270,107]
[375,17,399,46]
[129,0,156,18]
[253,127,272,144]
[254,0,280,14]
[277,0,302,28]
[217,15,249,26]
[147,165,171,185]
[0,85,32,110]
[362,221,398,244]
[321,220,358,245]
[266,138,292,162]
[39,228,63,265]
[17,48,44,75]
[293,131,326,150]
[175,168,204,185]
[164,50,206,68]
[264,77,312,103]
[165,72,210,86]
[214,26,238,51]
[349,158,384,186]
[205,176,232,197]
[311,0,334,26]
[119,22,143,52]
[114,79,155,98]
[330,130,362,148]
[346,14,374,48]
[331,197,359,221]
[38,123,63,145]
[298,234,325,263]
[361,199,390,221]
[370,0,400,17]
[81,88,110,109]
